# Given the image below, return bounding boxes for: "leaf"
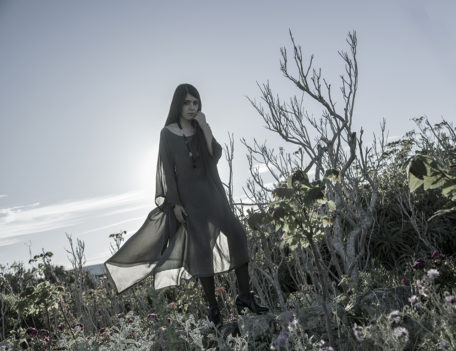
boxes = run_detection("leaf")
[428,207,456,222]
[324,169,341,182]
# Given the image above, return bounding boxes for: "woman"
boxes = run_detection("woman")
[104,83,268,327]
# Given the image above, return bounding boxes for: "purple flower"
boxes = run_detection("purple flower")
[401,278,410,286]
[99,327,106,334]
[39,329,49,337]
[412,258,426,270]
[445,295,456,308]
[116,312,125,319]
[20,340,28,350]
[228,316,238,323]
[271,330,290,349]
[287,304,295,310]
[389,310,401,324]
[25,327,38,336]
[393,327,409,342]
[147,313,159,321]
[57,322,64,330]
[408,295,420,308]
[167,317,172,325]
[352,323,363,342]
[432,250,440,259]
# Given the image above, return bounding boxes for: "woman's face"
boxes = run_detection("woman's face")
[180,93,199,121]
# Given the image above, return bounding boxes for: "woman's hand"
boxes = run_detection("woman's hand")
[193,112,208,128]
[173,204,188,224]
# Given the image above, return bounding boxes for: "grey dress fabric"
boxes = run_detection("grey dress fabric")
[104,127,250,294]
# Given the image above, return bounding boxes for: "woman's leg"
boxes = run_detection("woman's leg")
[235,262,250,297]
[199,276,217,306]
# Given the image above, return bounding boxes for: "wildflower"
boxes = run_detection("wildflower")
[401,278,410,286]
[408,295,421,308]
[393,327,409,342]
[288,318,298,332]
[99,328,106,334]
[72,323,84,332]
[389,310,401,324]
[168,317,172,325]
[352,323,364,342]
[432,250,440,259]
[20,340,28,350]
[228,316,238,323]
[412,258,426,270]
[147,313,159,321]
[427,269,440,281]
[317,340,334,351]
[439,340,450,350]
[287,304,295,310]
[127,318,134,324]
[271,330,290,350]
[116,312,125,319]
[444,295,456,309]
[168,302,177,309]
[25,327,38,336]
[57,322,64,330]
[38,329,49,337]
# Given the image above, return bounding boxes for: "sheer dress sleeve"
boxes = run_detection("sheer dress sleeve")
[210,136,223,164]
[155,128,182,213]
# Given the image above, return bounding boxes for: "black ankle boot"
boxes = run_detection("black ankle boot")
[235,291,269,315]
[207,304,223,327]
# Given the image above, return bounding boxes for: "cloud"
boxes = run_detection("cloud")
[0,191,147,241]
[0,195,8,199]
[78,215,146,236]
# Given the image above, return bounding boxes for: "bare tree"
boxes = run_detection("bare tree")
[244,30,385,284]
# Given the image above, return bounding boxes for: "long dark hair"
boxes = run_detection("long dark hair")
[164,83,210,174]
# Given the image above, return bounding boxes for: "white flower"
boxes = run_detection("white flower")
[427,269,440,281]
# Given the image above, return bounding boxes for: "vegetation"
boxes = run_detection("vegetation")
[1,31,455,350]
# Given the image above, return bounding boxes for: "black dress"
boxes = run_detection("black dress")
[104,127,250,294]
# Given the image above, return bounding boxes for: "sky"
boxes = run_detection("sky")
[1,0,455,270]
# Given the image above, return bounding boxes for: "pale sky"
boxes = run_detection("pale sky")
[1,0,455,269]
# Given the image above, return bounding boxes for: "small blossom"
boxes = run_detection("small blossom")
[271,330,290,349]
[168,302,177,309]
[352,323,363,342]
[445,295,456,308]
[99,327,106,334]
[25,327,38,336]
[228,316,238,323]
[72,322,84,332]
[439,340,450,350]
[288,318,298,332]
[393,327,409,342]
[38,329,49,337]
[401,278,410,286]
[427,269,440,281]
[20,340,28,350]
[408,295,421,308]
[389,310,401,324]
[147,313,159,321]
[287,304,295,310]
[167,317,172,325]
[116,312,125,319]
[432,250,440,259]
[57,322,64,330]
[412,258,426,270]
